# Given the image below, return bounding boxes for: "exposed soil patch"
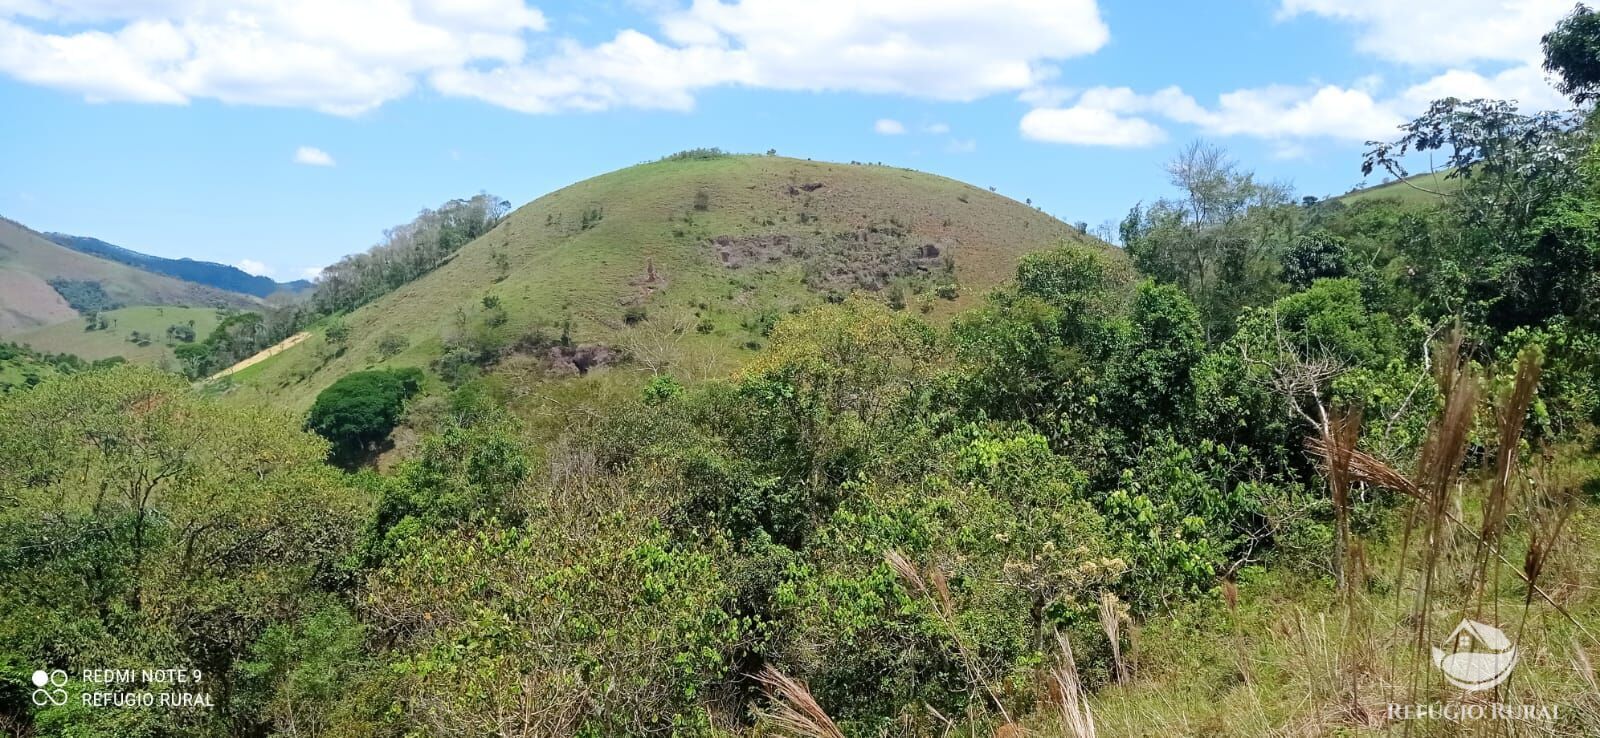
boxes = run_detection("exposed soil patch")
[710,234,795,269]
[806,224,948,291]
[622,259,668,305]
[543,343,623,376]
[707,218,951,293]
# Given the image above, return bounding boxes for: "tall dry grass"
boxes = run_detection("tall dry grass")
[754,666,845,738]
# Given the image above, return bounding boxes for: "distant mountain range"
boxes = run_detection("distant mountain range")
[0,216,261,334]
[43,233,313,298]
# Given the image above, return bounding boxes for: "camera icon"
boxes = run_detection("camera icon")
[30,669,67,707]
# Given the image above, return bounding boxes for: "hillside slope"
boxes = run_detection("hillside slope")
[0,217,260,334]
[1334,169,1457,207]
[226,154,1101,409]
[14,305,225,366]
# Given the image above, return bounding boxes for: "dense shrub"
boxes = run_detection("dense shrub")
[45,278,120,312]
[0,367,364,735]
[305,367,424,468]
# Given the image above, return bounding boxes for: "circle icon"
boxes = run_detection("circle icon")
[29,670,68,706]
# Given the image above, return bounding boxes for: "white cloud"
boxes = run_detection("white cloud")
[300,266,324,281]
[1016,0,1573,150]
[1021,70,1564,149]
[1400,65,1569,112]
[1020,103,1166,147]
[1279,0,1569,67]
[0,0,545,114]
[235,259,272,277]
[945,137,977,153]
[0,0,1108,114]
[924,122,950,134]
[659,0,1105,98]
[1168,84,1404,141]
[293,146,335,166]
[1277,0,1569,115]
[436,0,1108,112]
[874,118,906,135]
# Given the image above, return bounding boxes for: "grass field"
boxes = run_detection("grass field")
[0,352,68,392]
[1337,169,1460,208]
[1082,491,1600,737]
[223,154,1097,412]
[14,305,225,367]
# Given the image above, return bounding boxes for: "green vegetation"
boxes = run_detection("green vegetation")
[305,367,423,467]
[15,305,225,367]
[0,341,124,392]
[5,17,1600,735]
[1334,169,1459,207]
[1544,4,1600,105]
[310,193,510,316]
[661,147,731,161]
[222,154,1088,411]
[0,367,362,737]
[45,278,120,313]
[173,311,278,378]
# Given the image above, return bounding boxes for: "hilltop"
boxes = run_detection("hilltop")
[0,216,260,334]
[1333,169,1458,207]
[222,153,1100,409]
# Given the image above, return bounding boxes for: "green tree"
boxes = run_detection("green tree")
[1544,3,1600,105]
[1280,231,1351,289]
[305,368,423,468]
[0,366,363,734]
[1105,281,1205,436]
[1014,242,1136,325]
[1364,98,1586,329]
[174,342,214,379]
[376,330,410,359]
[365,517,736,736]
[1121,141,1295,338]
[360,413,529,564]
[324,317,351,348]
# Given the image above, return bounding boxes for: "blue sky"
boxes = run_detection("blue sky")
[0,1,1576,281]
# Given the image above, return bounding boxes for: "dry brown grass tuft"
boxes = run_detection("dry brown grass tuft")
[1100,591,1128,685]
[754,666,845,738]
[885,549,1013,724]
[1052,630,1098,738]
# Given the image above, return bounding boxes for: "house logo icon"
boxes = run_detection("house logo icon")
[1431,619,1518,691]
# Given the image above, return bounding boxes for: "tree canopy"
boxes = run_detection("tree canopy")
[305,367,424,468]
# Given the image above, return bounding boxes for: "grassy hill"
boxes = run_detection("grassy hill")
[14,305,226,366]
[0,216,260,334]
[1336,169,1458,207]
[222,154,1099,410]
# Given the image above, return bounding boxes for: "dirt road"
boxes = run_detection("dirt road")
[209,331,309,379]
